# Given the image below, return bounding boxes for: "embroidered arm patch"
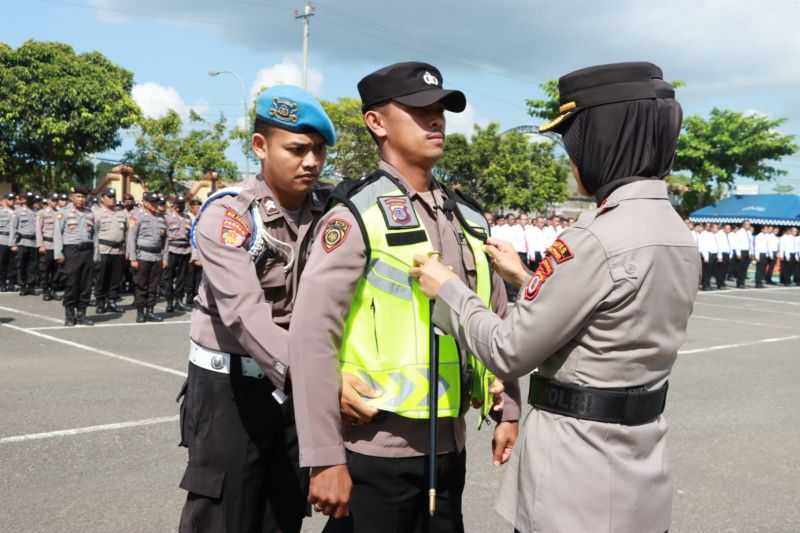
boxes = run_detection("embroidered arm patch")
[220,209,251,248]
[322,218,351,253]
[523,239,574,301]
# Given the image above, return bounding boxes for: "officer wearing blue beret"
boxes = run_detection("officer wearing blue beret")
[177,84,336,533]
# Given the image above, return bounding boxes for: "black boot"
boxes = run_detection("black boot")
[52,290,62,301]
[136,307,146,323]
[107,300,122,313]
[165,297,175,313]
[76,308,94,326]
[42,289,52,301]
[96,300,107,314]
[145,306,163,322]
[176,295,192,312]
[64,307,77,327]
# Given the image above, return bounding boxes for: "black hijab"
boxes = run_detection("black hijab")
[561,97,683,204]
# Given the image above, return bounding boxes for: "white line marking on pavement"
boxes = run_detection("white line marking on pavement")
[679,335,800,355]
[0,322,187,378]
[696,293,800,306]
[693,301,800,318]
[698,286,800,294]
[0,415,179,445]
[29,320,191,331]
[0,304,63,324]
[691,314,795,330]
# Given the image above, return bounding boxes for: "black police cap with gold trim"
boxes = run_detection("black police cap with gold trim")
[539,62,675,134]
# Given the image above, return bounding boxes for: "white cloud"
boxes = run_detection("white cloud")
[249,59,323,103]
[132,82,208,120]
[446,103,485,137]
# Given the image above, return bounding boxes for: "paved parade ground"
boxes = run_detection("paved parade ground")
[1,286,799,533]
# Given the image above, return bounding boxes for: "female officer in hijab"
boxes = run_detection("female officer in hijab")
[412,62,700,533]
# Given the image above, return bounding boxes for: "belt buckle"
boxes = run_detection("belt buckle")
[210,354,225,371]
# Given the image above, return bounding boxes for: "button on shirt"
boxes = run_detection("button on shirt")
[54,206,95,260]
[11,206,37,247]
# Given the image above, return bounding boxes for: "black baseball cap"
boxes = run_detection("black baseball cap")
[189,197,202,206]
[143,192,158,203]
[539,62,676,134]
[358,62,466,113]
[72,185,90,195]
[4,192,16,200]
[175,194,186,205]
[49,192,60,201]
[102,187,116,198]
[59,193,69,200]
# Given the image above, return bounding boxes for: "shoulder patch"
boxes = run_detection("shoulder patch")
[220,209,251,247]
[377,196,420,229]
[523,271,546,301]
[322,218,351,253]
[547,239,574,264]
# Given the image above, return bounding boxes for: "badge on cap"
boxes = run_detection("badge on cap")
[423,71,439,86]
[270,97,299,124]
[378,196,419,229]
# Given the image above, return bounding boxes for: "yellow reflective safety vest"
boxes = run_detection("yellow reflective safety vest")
[334,172,495,420]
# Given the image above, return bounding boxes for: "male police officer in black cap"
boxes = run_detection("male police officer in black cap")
[95,187,128,314]
[12,192,40,295]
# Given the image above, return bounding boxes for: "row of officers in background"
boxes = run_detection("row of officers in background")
[688,220,800,290]
[0,186,204,325]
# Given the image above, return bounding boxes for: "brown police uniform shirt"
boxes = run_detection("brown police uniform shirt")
[435,180,700,533]
[189,176,325,391]
[290,161,521,468]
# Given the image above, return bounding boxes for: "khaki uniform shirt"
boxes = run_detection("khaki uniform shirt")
[0,206,16,246]
[126,210,167,263]
[36,207,58,250]
[11,206,37,248]
[290,161,521,468]
[95,206,128,256]
[54,206,95,260]
[435,180,700,533]
[189,176,326,392]
[165,210,192,255]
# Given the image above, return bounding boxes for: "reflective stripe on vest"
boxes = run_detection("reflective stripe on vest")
[338,175,492,419]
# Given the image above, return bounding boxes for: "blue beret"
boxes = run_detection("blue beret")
[255,85,336,146]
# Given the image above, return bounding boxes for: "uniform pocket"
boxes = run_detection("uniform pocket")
[179,464,225,499]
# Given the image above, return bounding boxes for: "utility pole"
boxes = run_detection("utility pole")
[294,1,315,89]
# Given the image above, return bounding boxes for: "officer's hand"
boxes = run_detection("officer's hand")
[10,246,17,252]
[492,421,518,466]
[162,260,168,268]
[489,379,505,412]
[130,260,139,269]
[410,253,457,298]
[55,256,64,264]
[484,239,529,288]
[340,372,380,424]
[39,246,46,254]
[308,464,352,518]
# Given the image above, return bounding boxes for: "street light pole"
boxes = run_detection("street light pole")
[209,70,250,179]
[294,1,316,89]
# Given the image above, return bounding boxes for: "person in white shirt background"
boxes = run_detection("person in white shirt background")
[754,225,773,288]
[730,221,753,288]
[766,226,781,284]
[715,224,732,288]
[794,228,800,285]
[778,226,798,286]
[525,216,548,270]
[508,214,529,266]
[698,223,721,290]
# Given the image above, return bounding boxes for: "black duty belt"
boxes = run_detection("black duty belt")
[0,231,9,236]
[19,233,35,240]
[138,245,162,254]
[64,242,94,252]
[43,236,53,242]
[99,239,123,248]
[528,375,668,426]
[171,239,190,246]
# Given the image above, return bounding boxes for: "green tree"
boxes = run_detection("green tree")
[526,79,561,122]
[321,97,379,180]
[0,40,140,191]
[125,110,238,193]
[437,123,570,213]
[674,109,798,211]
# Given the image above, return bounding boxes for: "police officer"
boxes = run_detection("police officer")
[36,192,61,301]
[177,85,335,533]
[0,192,16,291]
[11,192,39,295]
[162,194,193,312]
[121,193,137,294]
[289,63,520,531]
[413,62,698,533]
[54,186,96,326]
[185,197,203,304]
[127,191,167,323]
[94,187,128,314]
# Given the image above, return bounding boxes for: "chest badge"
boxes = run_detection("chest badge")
[378,196,420,229]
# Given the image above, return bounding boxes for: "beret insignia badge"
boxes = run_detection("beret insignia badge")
[270,97,299,124]
[322,218,351,253]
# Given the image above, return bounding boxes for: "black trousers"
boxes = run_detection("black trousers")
[717,253,730,288]
[0,244,12,286]
[39,248,57,292]
[755,254,769,286]
[527,251,543,272]
[187,262,203,300]
[178,362,308,533]
[16,245,37,288]
[95,253,125,302]
[702,254,718,289]
[163,252,190,300]
[324,450,467,533]
[134,260,162,309]
[781,255,797,285]
[735,251,750,287]
[765,257,776,283]
[62,245,94,309]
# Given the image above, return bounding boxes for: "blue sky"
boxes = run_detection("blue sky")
[4,0,800,192]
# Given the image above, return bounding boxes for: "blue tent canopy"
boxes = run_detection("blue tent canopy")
[689,194,800,226]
